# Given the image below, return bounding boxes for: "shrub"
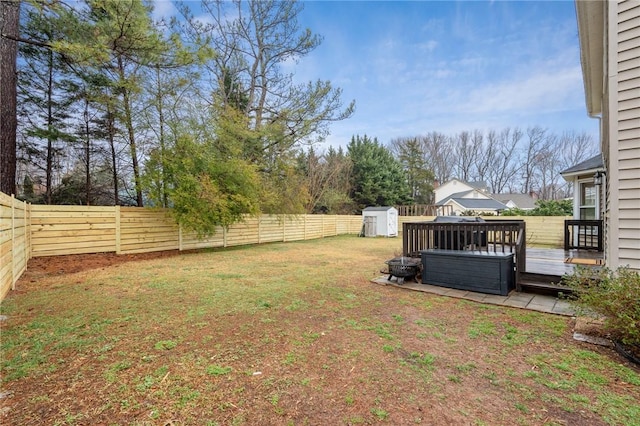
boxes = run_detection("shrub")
[502,199,573,216]
[564,267,640,346]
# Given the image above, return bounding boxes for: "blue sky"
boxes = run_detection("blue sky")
[154,0,599,150]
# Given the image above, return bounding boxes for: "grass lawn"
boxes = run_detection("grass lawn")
[1,235,639,425]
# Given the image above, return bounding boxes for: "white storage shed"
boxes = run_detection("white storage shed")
[362,206,398,237]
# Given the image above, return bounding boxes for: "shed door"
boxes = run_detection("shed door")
[387,213,397,236]
[364,216,377,237]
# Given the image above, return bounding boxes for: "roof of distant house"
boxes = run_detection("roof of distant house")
[453,198,507,210]
[492,193,537,210]
[438,190,475,204]
[560,154,604,175]
[439,196,507,211]
[466,181,489,191]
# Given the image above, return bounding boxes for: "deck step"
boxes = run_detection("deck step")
[521,271,562,282]
[519,271,572,296]
[519,280,572,297]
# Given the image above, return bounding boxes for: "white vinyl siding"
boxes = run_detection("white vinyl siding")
[618,76,640,92]
[615,0,640,270]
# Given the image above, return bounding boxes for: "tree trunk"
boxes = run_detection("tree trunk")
[156,66,167,208]
[106,104,119,206]
[84,97,91,205]
[46,49,53,204]
[117,56,143,207]
[0,0,20,195]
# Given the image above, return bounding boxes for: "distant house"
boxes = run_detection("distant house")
[573,1,640,271]
[491,193,537,211]
[434,179,507,215]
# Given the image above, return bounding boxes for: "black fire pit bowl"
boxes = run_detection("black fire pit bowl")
[385,257,421,284]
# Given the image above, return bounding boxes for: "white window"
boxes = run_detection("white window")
[579,182,598,220]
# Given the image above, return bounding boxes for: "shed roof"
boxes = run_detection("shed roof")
[362,206,396,212]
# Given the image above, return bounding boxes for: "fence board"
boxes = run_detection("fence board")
[31,217,115,225]
[31,223,115,231]
[30,205,114,212]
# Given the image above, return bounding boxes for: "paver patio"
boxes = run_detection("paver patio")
[372,277,574,316]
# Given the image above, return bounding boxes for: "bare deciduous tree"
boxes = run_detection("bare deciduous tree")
[422,131,454,185]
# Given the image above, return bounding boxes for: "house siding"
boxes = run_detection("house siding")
[603,19,612,270]
[434,179,473,204]
[613,0,640,270]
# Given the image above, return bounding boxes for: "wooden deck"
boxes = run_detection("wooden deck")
[520,247,604,294]
[526,248,604,277]
[400,220,604,295]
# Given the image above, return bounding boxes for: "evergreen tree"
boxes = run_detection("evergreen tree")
[18,6,78,203]
[347,135,411,210]
[390,137,435,204]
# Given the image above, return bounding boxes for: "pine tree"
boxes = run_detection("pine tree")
[0,0,20,195]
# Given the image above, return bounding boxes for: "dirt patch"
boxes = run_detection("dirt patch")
[22,250,186,278]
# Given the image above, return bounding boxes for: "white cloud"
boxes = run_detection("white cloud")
[417,40,438,52]
[460,65,585,115]
[150,0,178,22]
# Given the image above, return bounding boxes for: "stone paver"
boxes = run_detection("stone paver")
[502,298,531,308]
[374,276,575,316]
[464,292,487,302]
[482,294,510,305]
[443,289,470,298]
[507,293,535,303]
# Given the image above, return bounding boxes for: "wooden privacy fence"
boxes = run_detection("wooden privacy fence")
[1,193,31,301]
[1,194,570,301]
[3,203,364,301]
[29,206,364,257]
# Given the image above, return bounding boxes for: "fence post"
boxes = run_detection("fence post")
[11,195,15,290]
[304,214,307,240]
[115,205,121,254]
[282,215,286,242]
[27,203,31,260]
[23,201,28,267]
[178,224,183,251]
[258,215,262,244]
[223,227,227,247]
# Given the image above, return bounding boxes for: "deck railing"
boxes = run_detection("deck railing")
[403,219,527,291]
[396,204,453,216]
[564,219,603,251]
